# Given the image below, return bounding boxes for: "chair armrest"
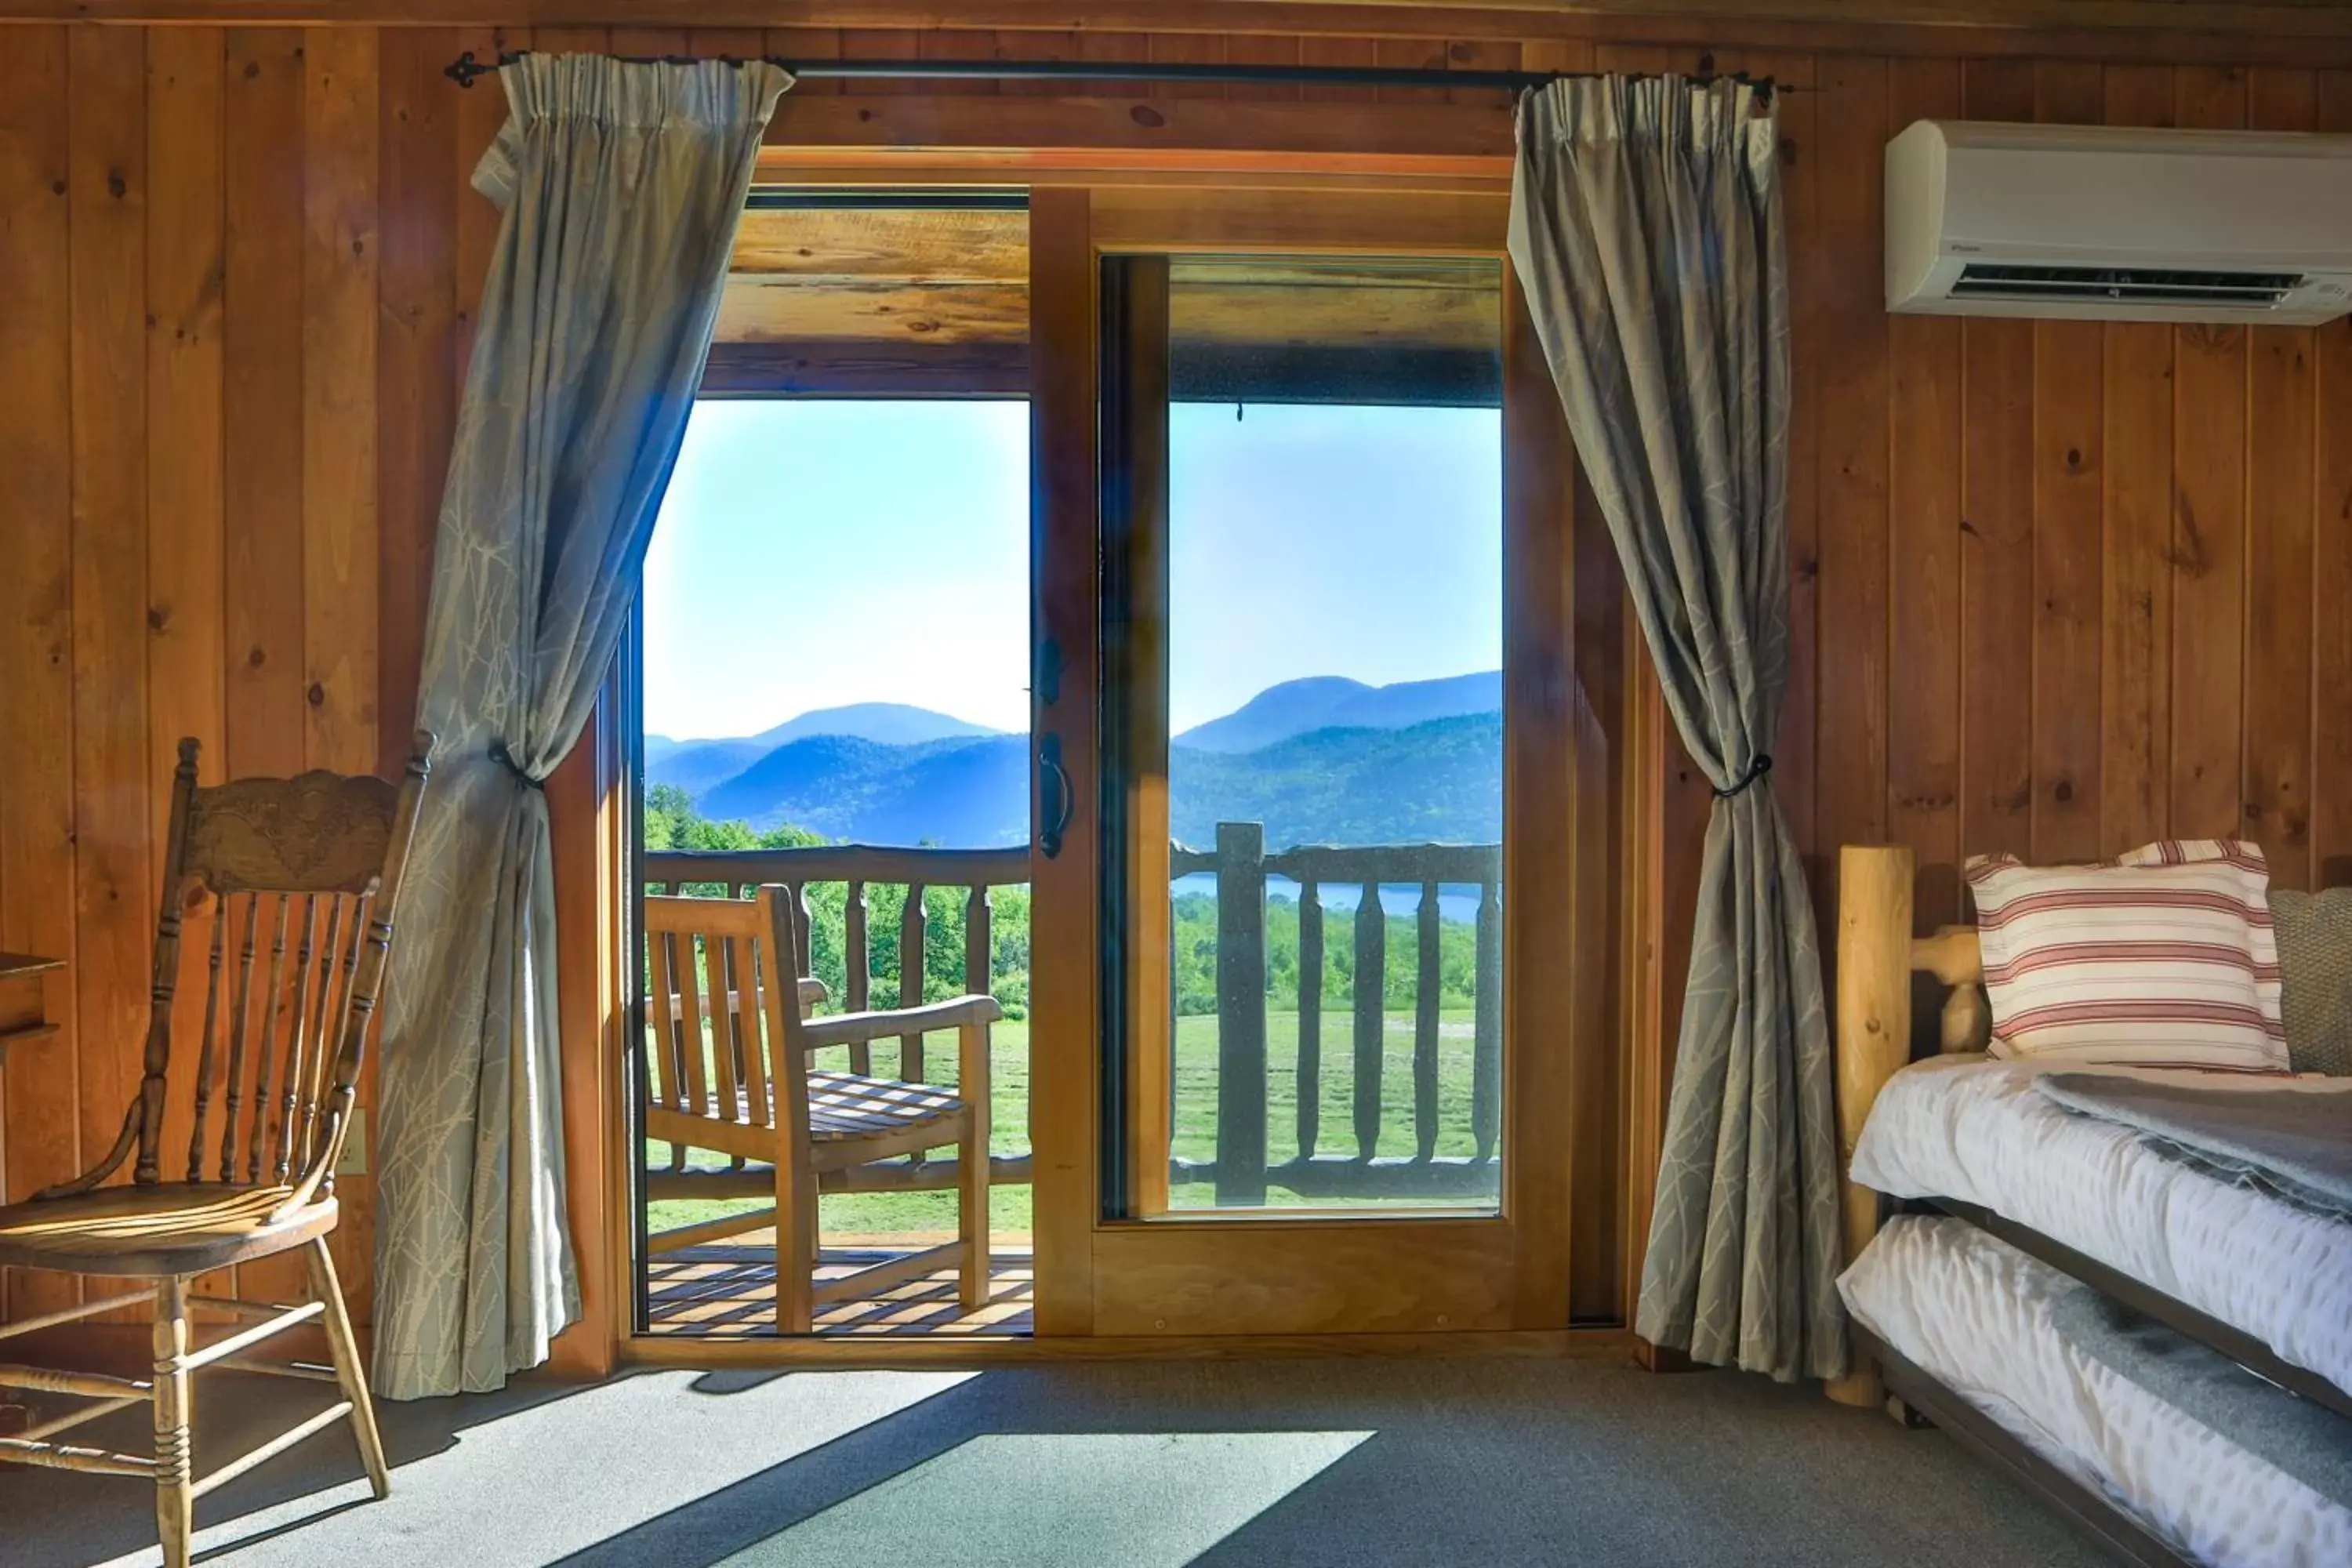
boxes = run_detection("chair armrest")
[797,994,1003,1049]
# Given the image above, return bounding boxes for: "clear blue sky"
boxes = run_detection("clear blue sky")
[642,400,1501,741]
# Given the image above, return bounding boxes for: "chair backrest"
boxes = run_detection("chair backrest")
[48,733,434,1207]
[642,889,811,1165]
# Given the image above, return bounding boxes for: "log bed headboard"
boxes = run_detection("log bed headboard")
[1827,842,1991,1408]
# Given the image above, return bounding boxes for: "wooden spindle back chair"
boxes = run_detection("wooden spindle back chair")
[642,886,996,1333]
[0,732,434,1568]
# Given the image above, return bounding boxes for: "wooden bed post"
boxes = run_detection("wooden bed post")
[1825,843,1915,1410]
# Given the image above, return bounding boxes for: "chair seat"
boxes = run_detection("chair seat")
[806,1071,965,1139]
[650,1072,968,1156]
[0,1183,339,1276]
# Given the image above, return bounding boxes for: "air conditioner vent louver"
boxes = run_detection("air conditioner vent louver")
[1952,262,2303,308]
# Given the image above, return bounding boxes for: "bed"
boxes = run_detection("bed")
[1852,1053,2352,1405]
[1828,844,2352,1568]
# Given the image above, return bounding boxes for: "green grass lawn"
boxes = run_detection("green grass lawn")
[644,1007,1500,1242]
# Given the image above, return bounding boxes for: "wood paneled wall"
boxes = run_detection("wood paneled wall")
[1785,56,2352,926]
[4,15,2350,1343]
[0,25,457,1327]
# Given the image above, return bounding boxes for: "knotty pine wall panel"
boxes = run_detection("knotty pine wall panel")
[0,27,481,1328]
[3,18,2350,1341]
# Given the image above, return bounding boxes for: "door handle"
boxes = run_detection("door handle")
[1038,733,1074,859]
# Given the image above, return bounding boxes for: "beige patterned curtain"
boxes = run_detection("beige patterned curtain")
[374,56,790,1399]
[1508,76,1846,1382]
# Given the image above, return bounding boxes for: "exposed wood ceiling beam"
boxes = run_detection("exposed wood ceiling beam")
[710,205,1504,404]
[701,339,1031,397]
[763,94,1519,162]
[714,278,1500,349]
[731,206,1028,284]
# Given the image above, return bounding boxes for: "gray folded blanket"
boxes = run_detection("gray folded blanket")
[2047,1275,2352,1510]
[2034,1073,2352,1223]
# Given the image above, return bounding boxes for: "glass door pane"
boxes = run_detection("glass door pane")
[1105,253,1507,1216]
[634,194,1039,1338]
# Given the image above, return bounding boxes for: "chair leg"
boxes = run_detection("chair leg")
[153,1276,194,1568]
[777,1158,815,1335]
[305,1239,390,1501]
[958,1122,990,1312]
[956,1021,992,1312]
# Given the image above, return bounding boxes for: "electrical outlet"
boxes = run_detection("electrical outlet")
[336,1107,368,1178]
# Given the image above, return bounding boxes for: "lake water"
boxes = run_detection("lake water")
[1171,872,1488,924]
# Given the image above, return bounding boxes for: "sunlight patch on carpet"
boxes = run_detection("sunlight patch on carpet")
[93,1369,978,1568]
[720,1430,1374,1567]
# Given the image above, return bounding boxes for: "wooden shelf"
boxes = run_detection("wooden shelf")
[0,952,64,1069]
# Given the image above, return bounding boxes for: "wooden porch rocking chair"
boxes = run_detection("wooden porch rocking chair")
[643,887,997,1332]
[0,734,433,1568]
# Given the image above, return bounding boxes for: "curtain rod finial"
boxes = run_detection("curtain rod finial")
[445,50,497,89]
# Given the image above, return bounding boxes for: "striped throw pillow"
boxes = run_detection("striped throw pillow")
[1965,840,2291,1075]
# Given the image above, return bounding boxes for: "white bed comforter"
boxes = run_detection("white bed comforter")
[1849,1055,2352,1396]
[1842,1216,2352,1568]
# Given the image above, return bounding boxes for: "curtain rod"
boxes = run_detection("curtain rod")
[440,49,1778,100]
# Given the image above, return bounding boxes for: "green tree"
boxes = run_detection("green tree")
[645,790,1476,1025]
[644,789,1029,1019]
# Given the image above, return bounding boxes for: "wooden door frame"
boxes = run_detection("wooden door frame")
[590,147,1648,1369]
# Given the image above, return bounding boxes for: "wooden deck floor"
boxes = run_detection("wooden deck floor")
[646,1240,1035,1338]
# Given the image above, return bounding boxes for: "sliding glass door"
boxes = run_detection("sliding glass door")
[619,177,1629,1350]
[633,192,1043,1340]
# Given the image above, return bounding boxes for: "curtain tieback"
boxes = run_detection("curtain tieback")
[488,739,544,792]
[1713,753,1773,799]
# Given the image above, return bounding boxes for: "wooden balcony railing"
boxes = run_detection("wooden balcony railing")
[1171,823,1503,1205]
[644,844,1031,1196]
[643,826,1502,1208]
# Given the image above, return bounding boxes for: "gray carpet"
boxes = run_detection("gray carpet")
[0,1354,2107,1567]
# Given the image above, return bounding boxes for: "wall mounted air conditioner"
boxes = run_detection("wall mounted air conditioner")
[1886,119,2352,325]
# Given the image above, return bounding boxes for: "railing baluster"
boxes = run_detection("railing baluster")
[641,838,1552,1207]
[1214,822,1268,1207]
[1296,877,1321,1162]
[964,884,991,1105]
[1472,872,1502,1163]
[1352,879,1385,1162]
[785,882,812,977]
[963,884,990,997]
[900,884,926,1083]
[844,879,869,1074]
[1414,880,1440,1163]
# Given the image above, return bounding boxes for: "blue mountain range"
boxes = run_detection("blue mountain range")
[648,673,1502,849]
